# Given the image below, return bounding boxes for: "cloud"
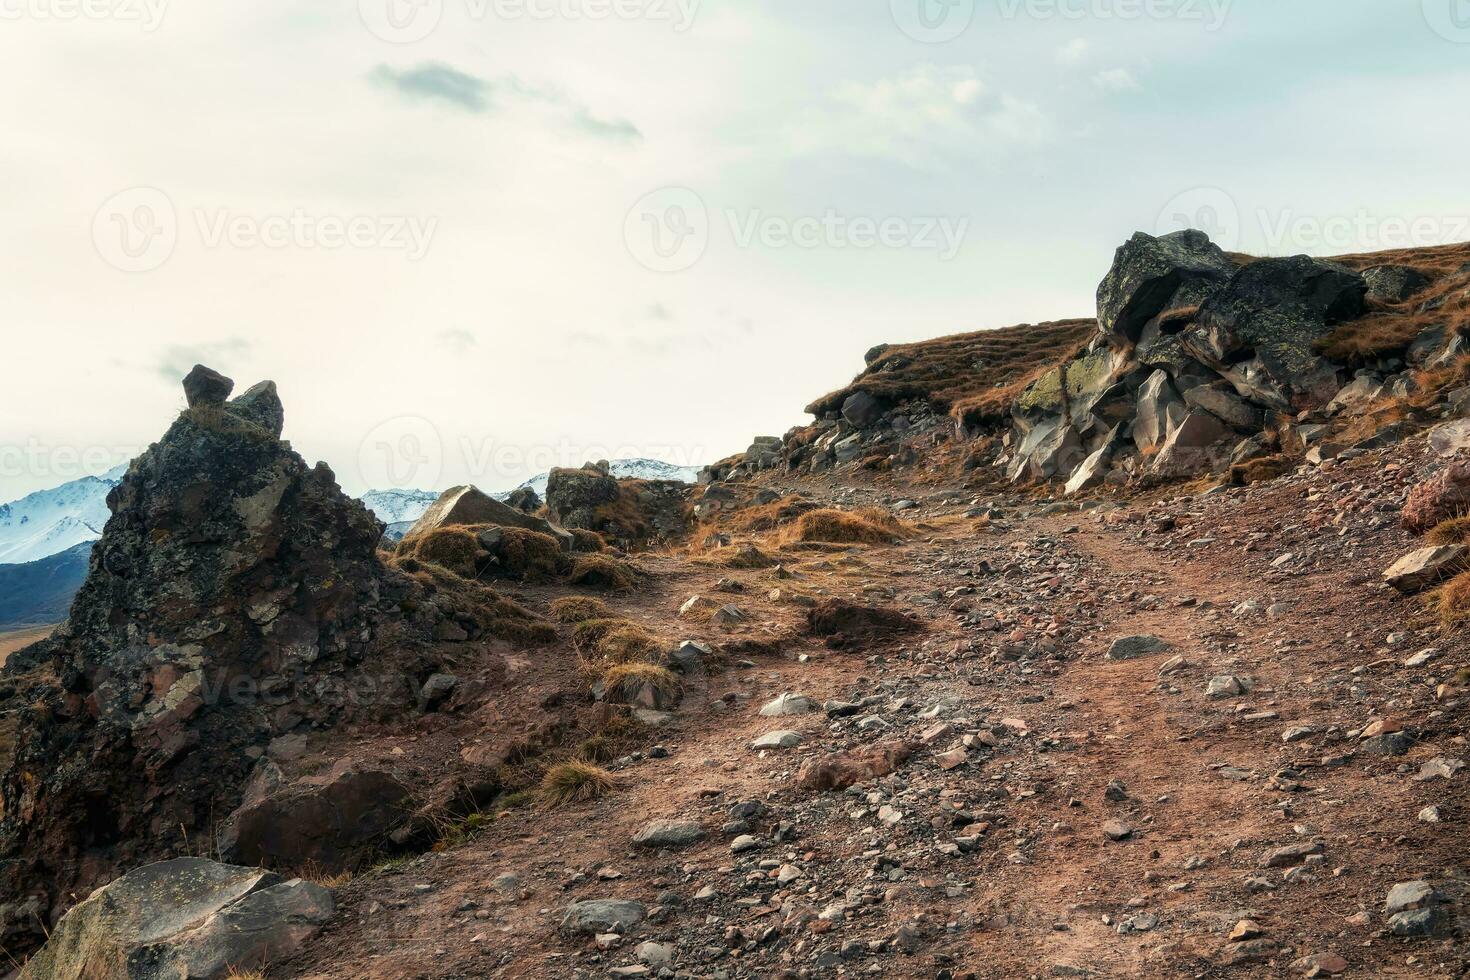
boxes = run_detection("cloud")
[371,62,490,113]
[797,65,1052,166]
[435,328,477,353]
[371,61,640,142]
[1056,39,1090,65]
[154,339,252,382]
[1092,68,1140,93]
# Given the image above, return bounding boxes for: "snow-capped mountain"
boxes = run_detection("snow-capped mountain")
[0,458,704,567]
[0,465,127,565]
[507,458,702,501]
[359,488,442,525]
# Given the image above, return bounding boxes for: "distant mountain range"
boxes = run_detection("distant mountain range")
[0,542,92,631]
[0,458,702,628]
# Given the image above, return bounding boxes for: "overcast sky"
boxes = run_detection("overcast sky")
[3,0,1469,499]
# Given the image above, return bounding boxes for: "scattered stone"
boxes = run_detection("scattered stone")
[1105,635,1169,661]
[751,731,803,750]
[632,820,707,849]
[561,899,647,936]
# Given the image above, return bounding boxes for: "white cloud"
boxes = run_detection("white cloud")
[1092,68,1140,93]
[1057,39,1091,65]
[796,65,1053,166]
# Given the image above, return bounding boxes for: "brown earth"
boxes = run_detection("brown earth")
[270,434,1468,980]
[0,627,53,668]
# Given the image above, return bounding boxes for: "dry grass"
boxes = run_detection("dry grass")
[595,625,662,665]
[570,617,635,650]
[1154,304,1200,334]
[1228,455,1291,486]
[388,557,557,646]
[292,861,354,890]
[396,526,483,579]
[539,760,618,807]
[1315,242,1470,367]
[549,595,611,623]
[567,555,641,590]
[777,508,911,546]
[694,542,778,569]
[1436,571,1470,628]
[225,970,267,980]
[1427,517,1470,546]
[719,495,821,534]
[599,662,680,701]
[570,528,607,553]
[805,319,1096,431]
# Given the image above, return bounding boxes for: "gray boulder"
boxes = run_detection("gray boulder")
[1184,382,1262,431]
[1383,545,1468,594]
[227,381,286,438]
[20,857,333,980]
[841,391,885,427]
[561,898,646,935]
[632,820,707,849]
[1363,265,1431,303]
[1190,255,1367,387]
[406,485,573,551]
[1150,410,1230,478]
[182,364,235,408]
[1097,230,1235,346]
[1133,370,1186,452]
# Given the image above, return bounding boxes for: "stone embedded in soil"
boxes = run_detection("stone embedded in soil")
[1102,819,1133,841]
[1105,635,1169,660]
[759,692,818,717]
[752,730,803,750]
[561,899,647,935]
[632,820,707,849]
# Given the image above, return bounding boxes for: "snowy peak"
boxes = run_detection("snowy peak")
[0,471,123,565]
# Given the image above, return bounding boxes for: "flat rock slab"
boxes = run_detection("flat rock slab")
[752,730,803,749]
[561,899,646,935]
[1383,545,1467,593]
[632,820,707,849]
[1105,635,1170,660]
[759,693,818,717]
[21,857,333,980]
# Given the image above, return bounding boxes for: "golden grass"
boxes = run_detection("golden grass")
[396,526,483,579]
[719,495,821,534]
[1436,571,1470,628]
[805,319,1096,431]
[1427,516,1470,546]
[777,508,911,546]
[600,662,680,699]
[567,554,641,590]
[570,528,607,553]
[292,860,354,890]
[1154,304,1200,334]
[1228,455,1291,486]
[549,595,611,623]
[695,542,777,569]
[388,557,557,646]
[539,760,618,807]
[596,625,662,665]
[491,527,564,580]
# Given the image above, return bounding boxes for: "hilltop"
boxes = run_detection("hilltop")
[2,232,1468,979]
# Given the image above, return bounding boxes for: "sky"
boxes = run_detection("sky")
[4,0,1470,500]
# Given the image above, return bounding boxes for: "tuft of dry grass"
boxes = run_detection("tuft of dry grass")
[1154,304,1200,334]
[1427,516,1470,547]
[718,495,821,534]
[387,556,557,645]
[600,662,679,695]
[1228,455,1291,486]
[225,969,268,980]
[777,508,911,546]
[490,527,565,580]
[292,861,354,890]
[396,526,483,579]
[567,554,641,590]
[1436,570,1470,628]
[596,625,662,665]
[570,528,607,553]
[804,319,1096,431]
[549,595,611,623]
[695,542,777,569]
[539,760,618,807]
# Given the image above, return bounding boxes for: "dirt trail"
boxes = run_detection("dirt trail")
[285,472,1468,980]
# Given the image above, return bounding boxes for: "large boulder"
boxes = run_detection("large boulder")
[19,857,333,980]
[217,763,411,871]
[1096,230,1235,347]
[1188,255,1367,395]
[1133,370,1186,452]
[840,390,885,427]
[1149,409,1230,478]
[1363,265,1431,303]
[1402,461,1470,535]
[1383,545,1467,593]
[405,485,572,551]
[545,465,621,529]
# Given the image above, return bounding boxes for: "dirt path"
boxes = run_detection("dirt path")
[283,470,1468,979]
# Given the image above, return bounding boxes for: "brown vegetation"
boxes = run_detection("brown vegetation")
[388,557,557,645]
[778,508,911,546]
[566,555,641,590]
[549,595,611,623]
[538,761,618,807]
[803,319,1097,430]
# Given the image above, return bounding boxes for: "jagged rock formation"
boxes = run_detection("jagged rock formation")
[0,367,447,948]
[704,232,1470,494]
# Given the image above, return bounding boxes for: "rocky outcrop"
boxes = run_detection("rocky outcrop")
[0,367,449,945]
[546,463,691,547]
[546,464,621,528]
[1096,229,1235,348]
[19,857,332,980]
[1402,461,1470,535]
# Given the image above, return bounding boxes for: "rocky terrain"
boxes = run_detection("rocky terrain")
[2,232,1468,978]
